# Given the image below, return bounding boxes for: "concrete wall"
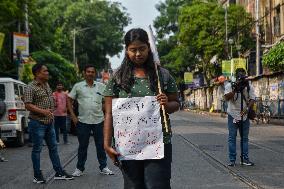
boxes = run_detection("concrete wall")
[186,73,284,115]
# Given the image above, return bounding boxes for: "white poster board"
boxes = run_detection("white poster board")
[112,96,164,160]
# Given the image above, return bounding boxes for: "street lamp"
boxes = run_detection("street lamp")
[224,4,229,59]
[72,26,96,64]
[228,38,234,79]
[228,38,234,59]
[236,44,241,58]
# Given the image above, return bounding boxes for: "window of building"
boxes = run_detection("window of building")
[273,5,281,36]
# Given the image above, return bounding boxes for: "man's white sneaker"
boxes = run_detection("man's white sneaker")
[100,167,114,175]
[72,168,84,177]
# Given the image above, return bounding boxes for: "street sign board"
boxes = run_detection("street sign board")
[13,32,29,59]
[222,58,247,76]
[222,60,231,76]
[184,72,193,84]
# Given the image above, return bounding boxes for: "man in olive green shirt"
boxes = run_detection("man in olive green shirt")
[67,64,113,177]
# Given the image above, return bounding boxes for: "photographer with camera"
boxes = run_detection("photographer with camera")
[224,68,255,167]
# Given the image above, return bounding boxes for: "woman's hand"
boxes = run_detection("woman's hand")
[104,146,121,167]
[156,93,168,106]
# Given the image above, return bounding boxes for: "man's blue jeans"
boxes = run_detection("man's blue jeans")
[227,114,250,162]
[54,116,67,143]
[76,122,107,171]
[29,119,63,176]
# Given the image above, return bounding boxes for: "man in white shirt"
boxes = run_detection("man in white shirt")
[67,64,113,177]
[224,68,255,167]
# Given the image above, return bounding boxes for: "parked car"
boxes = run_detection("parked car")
[0,78,29,146]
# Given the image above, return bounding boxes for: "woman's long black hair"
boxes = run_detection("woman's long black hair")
[113,28,158,93]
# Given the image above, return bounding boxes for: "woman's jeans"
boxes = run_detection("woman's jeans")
[121,143,172,189]
[228,114,250,162]
[76,121,107,171]
[29,119,63,176]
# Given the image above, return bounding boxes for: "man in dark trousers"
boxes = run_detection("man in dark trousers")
[24,63,73,184]
[53,82,69,144]
[68,64,113,177]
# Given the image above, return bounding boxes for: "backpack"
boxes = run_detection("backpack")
[159,67,171,92]
[245,85,256,120]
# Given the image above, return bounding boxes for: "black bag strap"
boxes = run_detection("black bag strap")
[159,67,170,92]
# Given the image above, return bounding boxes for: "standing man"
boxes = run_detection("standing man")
[53,82,69,144]
[24,63,73,184]
[67,64,113,177]
[224,68,255,167]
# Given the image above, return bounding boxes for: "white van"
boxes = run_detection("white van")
[0,78,29,146]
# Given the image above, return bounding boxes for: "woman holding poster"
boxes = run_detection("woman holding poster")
[104,28,179,189]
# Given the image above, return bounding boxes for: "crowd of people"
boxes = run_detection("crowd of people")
[0,28,254,189]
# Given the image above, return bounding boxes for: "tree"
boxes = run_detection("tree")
[262,42,284,72]
[47,0,130,70]
[161,1,254,85]
[154,0,192,39]
[154,0,193,68]
[0,0,130,78]
[26,51,79,90]
[0,0,36,75]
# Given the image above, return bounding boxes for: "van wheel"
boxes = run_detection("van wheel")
[15,119,25,147]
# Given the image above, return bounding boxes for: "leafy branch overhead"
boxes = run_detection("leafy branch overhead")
[0,0,131,80]
[154,0,254,85]
[262,42,284,72]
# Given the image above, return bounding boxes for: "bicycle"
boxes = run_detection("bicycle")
[255,103,271,124]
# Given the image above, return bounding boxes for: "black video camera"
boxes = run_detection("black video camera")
[232,76,249,92]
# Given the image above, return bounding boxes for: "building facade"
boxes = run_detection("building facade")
[220,0,284,75]
[235,0,284,46]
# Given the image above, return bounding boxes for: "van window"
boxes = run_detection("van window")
[19,85,24,96]
[14,83,19,96]
[0,84,5,100]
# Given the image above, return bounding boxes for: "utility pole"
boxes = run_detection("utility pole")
[72,26,95,64]
[269,0,273,44]
[255,0,260,76]
[24,3,29,35]
[73,29,76,64]
[225,4,229,59]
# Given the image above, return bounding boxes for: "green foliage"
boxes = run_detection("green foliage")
[0,0,36,74]
[0,0,130,78]
[30,0,130,71]
[262,42,284,71]
[22,63,34,83]
[154,0,193,82]
[30,51,79,90]
[178,1,225,83]
[154,0,193,39]
[155,0,254,85]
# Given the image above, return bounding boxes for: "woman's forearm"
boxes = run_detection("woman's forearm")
[103,114,113,149]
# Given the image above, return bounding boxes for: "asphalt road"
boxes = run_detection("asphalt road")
[0,111,283,189]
